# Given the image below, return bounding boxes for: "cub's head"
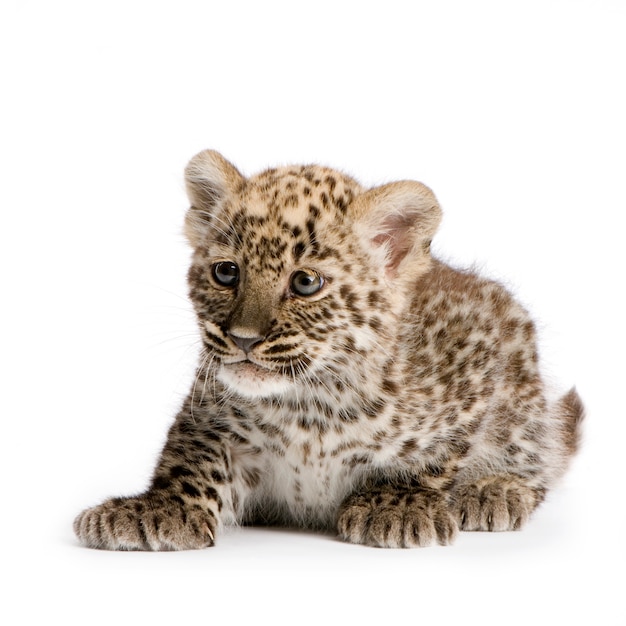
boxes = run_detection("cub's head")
[184,150,441,400]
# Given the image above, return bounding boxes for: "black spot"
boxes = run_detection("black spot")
[293,241,306,260]
[211,470,226,484]
[170,465,194,479]
[400,439,418,456]
[369,317,382,331]
[506,443,523,456]
[205,487,219,501]
[297,416,313,430]
[345,453,371,468]
[152,476,171,490]
[266,342,296,354]
[181,482,201,498]
[424,463,444,477]
[203,430,223,443]
[204,330,228,349]
[317,246,338,260]
[449,437,471,457]
[363,399,385,419]
[368,291,381,307]
[335,195,347,212]
[382,378,399,394]
[338,407,360,423]
[340,285,357,308]
[306,219,318,254]
[351,311,365,326]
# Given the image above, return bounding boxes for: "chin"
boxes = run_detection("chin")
[217,362,293,399]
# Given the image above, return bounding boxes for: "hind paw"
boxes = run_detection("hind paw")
[452,476,540,532]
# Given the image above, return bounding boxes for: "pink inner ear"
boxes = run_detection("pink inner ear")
[372,214,414,275]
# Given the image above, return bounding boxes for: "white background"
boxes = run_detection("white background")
[1,1,624,624]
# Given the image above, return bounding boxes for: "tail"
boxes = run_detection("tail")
[557,387,585,456]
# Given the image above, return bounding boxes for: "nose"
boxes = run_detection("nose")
[227,332,264,354]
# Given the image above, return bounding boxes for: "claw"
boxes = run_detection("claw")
[204,523,214,542]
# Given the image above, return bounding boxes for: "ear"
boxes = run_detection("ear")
[351,180,441,281]
[184,150,245,247]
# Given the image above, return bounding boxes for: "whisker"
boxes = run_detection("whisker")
[206,212,245,250]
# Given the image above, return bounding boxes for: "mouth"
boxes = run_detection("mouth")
[217,358,292,398]
[224,359,271,376]
[222,353,273,370]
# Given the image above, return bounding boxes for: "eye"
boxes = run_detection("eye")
[212,261,239,287]
[291,269,324,297]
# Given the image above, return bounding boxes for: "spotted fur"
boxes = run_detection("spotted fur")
[74,150,584,550]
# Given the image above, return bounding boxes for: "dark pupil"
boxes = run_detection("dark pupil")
[292,270,321,296]
[213,262,239,287]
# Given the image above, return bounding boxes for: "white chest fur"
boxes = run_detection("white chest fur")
[237,412,378,528]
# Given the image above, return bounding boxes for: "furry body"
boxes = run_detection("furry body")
[74,151,583,549]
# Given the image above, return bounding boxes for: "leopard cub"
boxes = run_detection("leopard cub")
[74,150,583,550]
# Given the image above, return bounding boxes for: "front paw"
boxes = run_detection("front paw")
[74,493,216,551]
[337,486,458,548]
